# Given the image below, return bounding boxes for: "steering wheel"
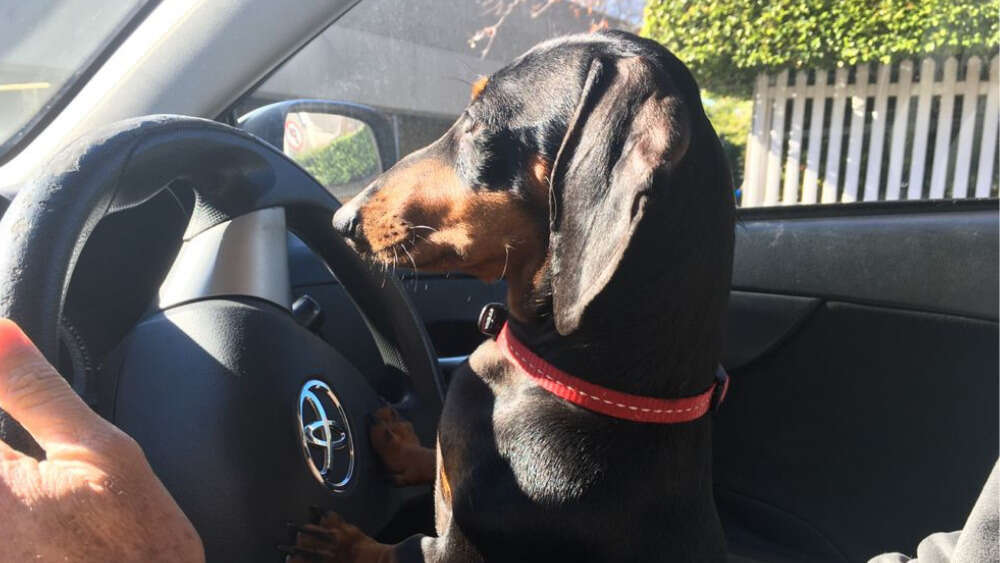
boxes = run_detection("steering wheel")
[0,116,443,562]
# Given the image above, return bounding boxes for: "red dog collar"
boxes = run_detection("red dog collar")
[496,323,729,424]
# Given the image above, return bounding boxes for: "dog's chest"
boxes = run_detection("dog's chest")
[434,340,727,561]
[440,340,611,504]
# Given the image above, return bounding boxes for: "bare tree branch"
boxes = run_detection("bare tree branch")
[469,0,641,58]
[468,0,528,58]
[530,0,560,18]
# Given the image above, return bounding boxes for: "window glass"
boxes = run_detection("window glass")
[283,111,382,201]
[0,0,149,159]
[243,0,640,201]
[240,0,998,206]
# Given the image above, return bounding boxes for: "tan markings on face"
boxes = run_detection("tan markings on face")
[356,155,551,286]
[525,153,554,296]
[436,443,452,505]
[527,152,551,195]
[470,76,489,100]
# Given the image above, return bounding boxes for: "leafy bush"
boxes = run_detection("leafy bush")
[702,90,753,187]
[642,0,1000,96]
[298,127,379,187]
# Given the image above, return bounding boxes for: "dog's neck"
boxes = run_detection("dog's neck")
[500,200,728,401]
[505,285,720,400]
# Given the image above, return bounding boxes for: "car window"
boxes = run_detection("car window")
[238,0,641,201]
[237,0,998,207]
[737,58,999,207]
[0,0,151,162]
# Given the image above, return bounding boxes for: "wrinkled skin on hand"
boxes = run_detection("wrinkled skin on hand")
[0,319,204,562]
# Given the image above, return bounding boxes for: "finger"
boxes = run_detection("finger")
[0,319,102,447]
[0,438,23,462]
[0,443,40,506]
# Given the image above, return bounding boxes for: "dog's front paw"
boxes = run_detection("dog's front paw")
[282,509,390,563]
[369,405,435,486]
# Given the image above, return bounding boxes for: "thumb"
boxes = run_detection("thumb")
[0,319,100,448]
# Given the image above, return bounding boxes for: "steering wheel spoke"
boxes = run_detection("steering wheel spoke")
[159,207,292,311]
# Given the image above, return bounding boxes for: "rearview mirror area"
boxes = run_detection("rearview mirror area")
[283,112,379,201]
[237,100,397,202]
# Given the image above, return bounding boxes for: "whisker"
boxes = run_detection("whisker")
[499,243,511,281]
[409,225,438,232]
[445,75,474,86]
[401,244,419,290]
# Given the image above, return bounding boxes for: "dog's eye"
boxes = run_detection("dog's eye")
[462,116,481,135]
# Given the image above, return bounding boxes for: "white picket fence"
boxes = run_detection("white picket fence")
[741,56,1000,207]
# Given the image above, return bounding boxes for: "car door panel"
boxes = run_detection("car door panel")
[725,291,821,370]
[718,201,999,562]
[732,201,998,321]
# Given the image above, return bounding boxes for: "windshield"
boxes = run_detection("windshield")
[0,0,149,161]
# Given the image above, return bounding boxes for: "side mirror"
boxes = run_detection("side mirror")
[237,100,398,201]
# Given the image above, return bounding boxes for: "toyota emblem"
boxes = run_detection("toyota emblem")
[297,379,355,491]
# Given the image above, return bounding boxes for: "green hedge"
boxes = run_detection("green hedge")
[298,127,379,187]
[702,91,753,187]
[643,0,1000,96]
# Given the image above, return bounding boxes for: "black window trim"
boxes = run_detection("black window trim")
[737,198,999,221]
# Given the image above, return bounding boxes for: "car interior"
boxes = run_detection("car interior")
[0,1,996,562]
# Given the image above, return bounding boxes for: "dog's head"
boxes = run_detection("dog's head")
[333,31,734,335]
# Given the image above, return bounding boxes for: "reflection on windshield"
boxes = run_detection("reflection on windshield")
[0,0,146,159]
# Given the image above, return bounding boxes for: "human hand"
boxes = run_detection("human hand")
[0,319,204,562]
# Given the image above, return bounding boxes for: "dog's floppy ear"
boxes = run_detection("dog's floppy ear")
[548,55,691,334]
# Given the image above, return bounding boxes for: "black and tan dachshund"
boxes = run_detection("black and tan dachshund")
[290,30,735,562]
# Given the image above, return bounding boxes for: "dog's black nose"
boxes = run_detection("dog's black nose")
[332,205,361,240]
